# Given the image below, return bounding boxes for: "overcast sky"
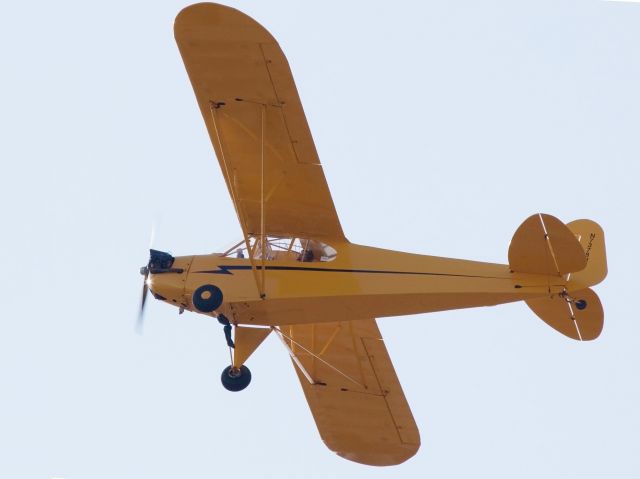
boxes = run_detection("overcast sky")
[1,1,639,478]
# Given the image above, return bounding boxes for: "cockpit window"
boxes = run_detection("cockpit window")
[218,236,337,262]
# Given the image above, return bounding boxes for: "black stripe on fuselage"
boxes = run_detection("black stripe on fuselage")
[193,264,508,280]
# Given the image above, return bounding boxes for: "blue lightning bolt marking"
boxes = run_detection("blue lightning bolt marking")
[193,265,251,275]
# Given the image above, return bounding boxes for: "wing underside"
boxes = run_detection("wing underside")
[276,318,420,466]
[175,3,345,240]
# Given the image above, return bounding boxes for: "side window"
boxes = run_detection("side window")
[219,237,336,262]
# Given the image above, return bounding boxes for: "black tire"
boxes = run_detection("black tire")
[221,365,252,392]
[192,284,223,313]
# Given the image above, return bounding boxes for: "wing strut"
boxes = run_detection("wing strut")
[259,102,267,297]
[208,101,266,298]
[273,326,365,388]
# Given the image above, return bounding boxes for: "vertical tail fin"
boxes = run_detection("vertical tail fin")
[566,219,608,289]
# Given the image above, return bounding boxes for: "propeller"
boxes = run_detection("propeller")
[136,266,150,334]
[136,223,156,334]
[136,224,181,334]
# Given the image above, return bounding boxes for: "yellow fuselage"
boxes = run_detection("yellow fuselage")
[149,242,565,326]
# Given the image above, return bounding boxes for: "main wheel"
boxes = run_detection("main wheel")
[221,365,252,392]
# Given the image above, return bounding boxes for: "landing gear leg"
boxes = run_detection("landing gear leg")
[216,313,250,391]
[215,321,271,392]
[217,314,235,348]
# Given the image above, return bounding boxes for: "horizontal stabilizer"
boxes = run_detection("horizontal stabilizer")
[509,214,587,275]
[526,288,603,341]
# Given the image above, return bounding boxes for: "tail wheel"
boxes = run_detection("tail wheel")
[221,365,252,392]
[575,299,588,310]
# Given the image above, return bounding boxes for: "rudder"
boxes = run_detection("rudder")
[566,219,608,289]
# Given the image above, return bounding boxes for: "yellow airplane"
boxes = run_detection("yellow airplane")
[137,3,608,466]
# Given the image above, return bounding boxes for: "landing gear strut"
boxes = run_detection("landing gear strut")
[217,314,234,348]
[221,365,252,392]
[215,317,270,392]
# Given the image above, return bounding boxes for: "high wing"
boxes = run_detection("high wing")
[277,319,420,466]
[175,3,345,240]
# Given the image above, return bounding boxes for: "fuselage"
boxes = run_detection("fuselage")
[148,241,566,326]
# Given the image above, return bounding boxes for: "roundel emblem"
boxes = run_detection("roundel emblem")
[192,284,223,313]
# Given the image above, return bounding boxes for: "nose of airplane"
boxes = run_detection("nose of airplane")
[137,250,192,331]
[144,249,190,301]
[147,269,186,303]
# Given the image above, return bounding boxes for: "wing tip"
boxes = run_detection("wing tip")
[174,2,276,44]
[334,442,420,466]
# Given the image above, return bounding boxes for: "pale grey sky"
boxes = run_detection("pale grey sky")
[1,1,639,478]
